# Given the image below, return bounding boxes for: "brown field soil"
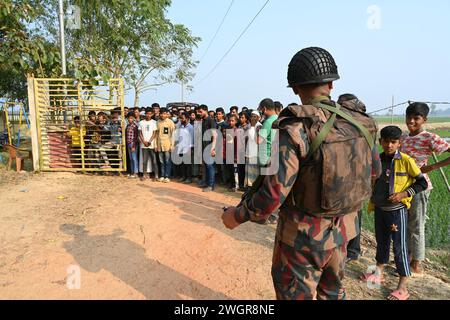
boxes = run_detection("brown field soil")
[0,170,449,300]
[377,122,449,132]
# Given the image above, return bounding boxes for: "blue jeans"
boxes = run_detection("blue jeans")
[205,163,215,188]
[127,145,138,174]
[158,151,172,178]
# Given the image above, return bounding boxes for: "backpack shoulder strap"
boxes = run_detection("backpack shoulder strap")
[308,103,340,157]
[315,101,374,150]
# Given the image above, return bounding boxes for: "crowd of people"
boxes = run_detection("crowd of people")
[119,100,285,189]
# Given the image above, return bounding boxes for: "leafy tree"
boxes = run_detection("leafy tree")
[63,0,199,105]
[0,0,61,101]
[130,23,199,107]
[0,0,199,105]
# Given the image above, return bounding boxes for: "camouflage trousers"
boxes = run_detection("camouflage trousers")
[271,237,347,300]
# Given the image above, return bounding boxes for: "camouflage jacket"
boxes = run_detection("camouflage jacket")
[235,97,381,251]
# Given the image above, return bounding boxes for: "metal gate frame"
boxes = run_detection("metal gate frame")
[30,77,126,172]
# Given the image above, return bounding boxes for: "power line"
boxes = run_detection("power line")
[196,0,271,85]
[368,102,409,115]
[368,101,450,115]
[417,101,450,105]
[199,0,235,63]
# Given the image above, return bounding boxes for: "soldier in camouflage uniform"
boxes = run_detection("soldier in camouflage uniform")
[222,47,381,300]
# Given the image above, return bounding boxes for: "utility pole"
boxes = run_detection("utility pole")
[58,0,67,123]
[58,0,67,75]
[391,95,395,124]
[181,82,185,104]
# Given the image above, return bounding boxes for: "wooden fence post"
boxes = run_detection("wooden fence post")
[27,75,40,172]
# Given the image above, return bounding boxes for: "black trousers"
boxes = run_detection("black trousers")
[347,210,362,259]
[126,146,132,174]
[180,153,192,180]
[375,206,411,277]
[238,164,246,189]
[225,164,236,189]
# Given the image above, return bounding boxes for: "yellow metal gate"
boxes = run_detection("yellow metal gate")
[34,78,126,171]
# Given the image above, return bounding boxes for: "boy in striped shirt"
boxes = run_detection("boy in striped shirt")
[400,102,450,275]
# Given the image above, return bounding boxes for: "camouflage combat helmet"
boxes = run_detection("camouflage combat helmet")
[287,47,340,87]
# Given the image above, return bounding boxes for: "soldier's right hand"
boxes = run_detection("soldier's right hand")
[221,207,240,230]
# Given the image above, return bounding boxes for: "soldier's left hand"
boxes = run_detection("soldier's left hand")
[222,207,240,230]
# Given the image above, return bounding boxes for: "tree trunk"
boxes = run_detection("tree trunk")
[134,88,140,108]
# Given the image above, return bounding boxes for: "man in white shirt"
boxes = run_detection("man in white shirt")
[246,110,262,187]
[175,112,194,183]
[139,107,158,180]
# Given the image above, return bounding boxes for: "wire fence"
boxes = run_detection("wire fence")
[369,100,450,115]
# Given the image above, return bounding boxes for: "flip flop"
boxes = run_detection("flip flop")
[360,272,384,285]
[387,290,410,301]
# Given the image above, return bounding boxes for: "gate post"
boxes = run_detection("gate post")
[27,75,40,172]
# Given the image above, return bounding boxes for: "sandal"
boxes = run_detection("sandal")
[360,272,384,285]
[387,290,410,301]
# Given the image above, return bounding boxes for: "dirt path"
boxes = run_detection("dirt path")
[0,171,449,300]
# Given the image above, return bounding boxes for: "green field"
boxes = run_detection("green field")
[429,129,450,138]
[362,153,450,248]
[373,116,450,125]
[426,159,450,248]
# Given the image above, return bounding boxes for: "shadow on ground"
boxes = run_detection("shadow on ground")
[146,185,276,249]
[60,223,230,300]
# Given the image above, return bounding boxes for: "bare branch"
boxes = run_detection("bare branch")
[135,67,157,87]
[140,82,169,92]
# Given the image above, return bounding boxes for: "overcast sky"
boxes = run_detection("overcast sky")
[124,0,450,113]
